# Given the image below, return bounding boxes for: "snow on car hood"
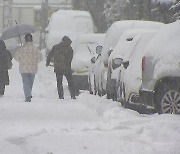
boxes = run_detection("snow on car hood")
[71,33,105,72]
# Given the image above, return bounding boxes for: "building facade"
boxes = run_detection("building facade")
[0,0,72,31]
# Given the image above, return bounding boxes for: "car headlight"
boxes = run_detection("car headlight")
[74,67,90,74]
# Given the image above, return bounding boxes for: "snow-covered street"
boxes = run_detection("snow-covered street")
[0,53,180,154]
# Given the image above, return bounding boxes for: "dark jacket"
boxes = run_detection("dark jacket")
[46,36,73,72]
[0,40,12,85]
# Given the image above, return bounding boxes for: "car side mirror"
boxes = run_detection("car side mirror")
[91,57,96,64]
[108,49,113,57]
[96,45,103,55]
[112,58,123,70]
[122,61,129,69]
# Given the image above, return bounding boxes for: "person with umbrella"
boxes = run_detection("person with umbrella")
[0,40,13,96]
[14,33,43,102]
[0,23,38,46]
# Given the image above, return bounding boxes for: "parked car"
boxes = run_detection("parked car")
[45,10,96,56]
[139,21,180,114]
[71,33,105,94]
[97,20,164,98]
[89,45,103,95]
[115,31,157,112]
[108,29,158,101]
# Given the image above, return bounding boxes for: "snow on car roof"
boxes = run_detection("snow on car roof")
[145,21,180,58]
[152,0,175,3]
[73,33,105,47]
[110,29,158,61]
[101,20,164,63]
[144,21,180,78]
[47,10,94,32]
[45,10,95,50]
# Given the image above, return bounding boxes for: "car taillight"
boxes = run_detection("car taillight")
[142,56,145,72]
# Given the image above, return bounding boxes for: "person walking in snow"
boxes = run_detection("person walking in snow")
[46,36,76,99]
[0,40,13,96]
[14,33,43,102]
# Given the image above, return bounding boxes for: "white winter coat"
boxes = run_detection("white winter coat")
[14,42,43,74]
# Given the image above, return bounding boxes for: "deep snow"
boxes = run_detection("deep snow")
[0,51,180,154]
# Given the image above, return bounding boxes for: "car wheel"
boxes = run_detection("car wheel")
[117,83,121,102]
[121,83,127,107]
[88,77,93,94]
[155,82,180,114]
[106,91,111,99]
[100,81,106,96]
[94,77,97,95]
[97,85,102,96]
[117,82,126,107]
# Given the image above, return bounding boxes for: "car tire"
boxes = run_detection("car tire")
[106,91,111,99]
[155,82,180,114]
[121,83,127,108]
[117,83,121,102]
[97,85,102,96]
[117,82,126,107]
[94,77,97,95]
[88,77,93,94]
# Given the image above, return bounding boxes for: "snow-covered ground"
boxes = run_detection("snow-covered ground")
[0,52,180,154]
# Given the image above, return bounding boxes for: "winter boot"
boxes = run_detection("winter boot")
[71,96,76,99]
[59,96,64,99]
[25,96,31,102]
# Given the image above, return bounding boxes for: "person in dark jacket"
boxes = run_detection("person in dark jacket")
[0,40,12,96]
[46,36,76,99]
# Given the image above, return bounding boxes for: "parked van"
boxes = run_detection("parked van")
[45,10,96,56]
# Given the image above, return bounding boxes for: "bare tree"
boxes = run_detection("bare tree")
[170,0,180,21]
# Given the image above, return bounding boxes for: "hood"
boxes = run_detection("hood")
[62,36,72,46]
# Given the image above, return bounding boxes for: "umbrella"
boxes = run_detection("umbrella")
[0,24,38,45]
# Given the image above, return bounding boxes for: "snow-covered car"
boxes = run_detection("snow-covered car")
[71,33,105,93]
[139,21,180,114]
[115,30,157,111]
[90,45,103,95]
[45,10,96,56]
[98,20,164,98]
[107,29,158,101]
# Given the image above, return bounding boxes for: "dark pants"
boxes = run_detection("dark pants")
[0,83,5,95]
[55,70,75,98]
[0,71,8,95]
[21,73,35,99]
